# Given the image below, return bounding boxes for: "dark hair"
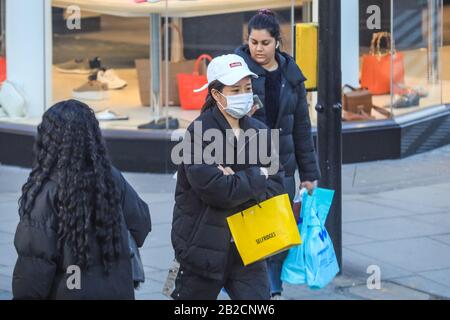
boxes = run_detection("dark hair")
[248,9,282,43]
[201,80,226,113]
[19,99,122,273]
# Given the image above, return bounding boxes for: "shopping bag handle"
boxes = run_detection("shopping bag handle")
[193,54,213,76]
[342,84,370,94]
[239,202,262,218]
[342,84,358,92]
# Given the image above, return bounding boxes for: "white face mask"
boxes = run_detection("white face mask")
[217,92,253,119]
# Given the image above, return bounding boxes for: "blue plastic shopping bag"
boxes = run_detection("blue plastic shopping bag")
[280,225,307,284]
[281,190,308,285]
[281,188,339,289]
[303,188,339,289]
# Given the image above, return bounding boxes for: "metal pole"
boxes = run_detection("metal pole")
[150,13,161,120]
[428,0,441,84]
[316,0,343,271]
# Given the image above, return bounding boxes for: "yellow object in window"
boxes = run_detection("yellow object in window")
[295,23,318,91]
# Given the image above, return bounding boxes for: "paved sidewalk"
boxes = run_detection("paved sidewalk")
[1,145,450,300]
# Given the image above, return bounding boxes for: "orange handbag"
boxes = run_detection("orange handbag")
[361,32,405,95]
[0,56,6,84]
[177,54,212,110]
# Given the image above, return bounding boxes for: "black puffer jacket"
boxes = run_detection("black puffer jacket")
[235,45,321,182]
[12,167,151,300]
[171,106,285,281]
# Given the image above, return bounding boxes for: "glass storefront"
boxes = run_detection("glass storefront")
[354,0,446,123]
[3,0,445,127]
[48,0,302,131]
[1,0,449,169]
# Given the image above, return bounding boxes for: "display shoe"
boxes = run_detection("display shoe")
[392,93,420,109]
[138,117,179,130]
[72,80,109,101]
[56,57,101,74]
[394,83,428,98]
[96,69,127,90]
[95,109,129,121]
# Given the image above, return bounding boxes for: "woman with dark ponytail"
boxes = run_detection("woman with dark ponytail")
[201,81,225,114]
[235,9,321,299]
[13,99,151,299]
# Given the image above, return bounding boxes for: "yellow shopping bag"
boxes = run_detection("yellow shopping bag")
[227,194,302,266]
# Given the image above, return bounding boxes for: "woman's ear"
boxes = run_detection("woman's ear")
[212,89,226,109]
[211,89,221,103]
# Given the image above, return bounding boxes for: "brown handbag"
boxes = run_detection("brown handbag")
[342,84,374,115]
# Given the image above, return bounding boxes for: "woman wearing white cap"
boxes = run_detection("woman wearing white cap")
[169,54,285,300]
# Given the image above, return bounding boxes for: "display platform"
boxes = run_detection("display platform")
[1,104,449,173]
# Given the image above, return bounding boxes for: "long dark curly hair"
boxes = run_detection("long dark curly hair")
[19,99,122,273]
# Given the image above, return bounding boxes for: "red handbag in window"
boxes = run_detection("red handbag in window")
[361,32,405,95]
[177,54,212,110]
[0,56,6,83]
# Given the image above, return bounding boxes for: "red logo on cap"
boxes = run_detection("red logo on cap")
[229,62,242,68]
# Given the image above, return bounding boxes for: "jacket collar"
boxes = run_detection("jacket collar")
[212,105,253,133]
[210,106,256,147]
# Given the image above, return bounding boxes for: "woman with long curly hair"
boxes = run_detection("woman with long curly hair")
[12,99,151,300]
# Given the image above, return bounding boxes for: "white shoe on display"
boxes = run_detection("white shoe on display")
[97,69,127,90]
[95,109,129,121]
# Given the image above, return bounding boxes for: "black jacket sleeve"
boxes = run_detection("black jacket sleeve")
[293,82,321,183]
[186,163,268,210]
[185,126,286,209]
[116,170,151,248]
[256,130,286,202]
[12,191,58,299]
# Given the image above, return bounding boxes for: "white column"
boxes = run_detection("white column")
[6,0,52,118]
[312,0,319,23]
[341,0,360,87]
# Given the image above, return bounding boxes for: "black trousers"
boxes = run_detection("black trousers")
[171,243,270,300]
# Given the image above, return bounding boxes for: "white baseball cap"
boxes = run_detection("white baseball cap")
[193,54,258,93]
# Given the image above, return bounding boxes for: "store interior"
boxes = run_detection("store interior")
[1,1,450,129]
[50,8,450,130]
[50,11,298,130]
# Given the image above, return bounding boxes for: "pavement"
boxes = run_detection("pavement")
[1,144,450,300]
